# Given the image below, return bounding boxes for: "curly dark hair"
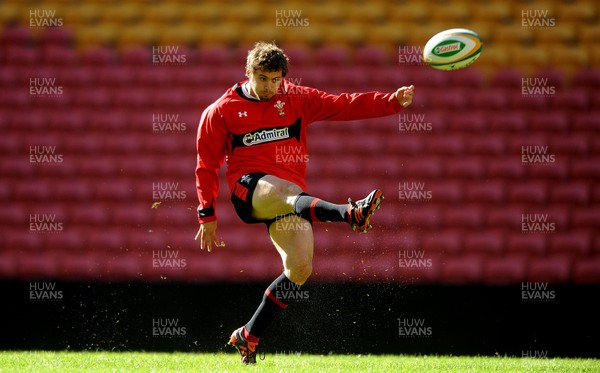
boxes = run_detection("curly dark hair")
[245,41,289,77]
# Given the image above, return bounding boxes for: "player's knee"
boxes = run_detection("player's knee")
[288,262,312,285]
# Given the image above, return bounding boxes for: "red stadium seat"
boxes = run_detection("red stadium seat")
[0,26,34,46]
[466,135,506,156]
[425,135,465,156]
[421,230,462,256]
[528,111,569,133]
[572,259,600,284]
[80,46,118,66]
[402,157,444,179]
[571,159,600,179]
[447,111,488,133]
[548,232,591,257]
[527,255,571,283]
[550,183,590,205]
[428,181,463,205]
[548,89,589,112]
[486,206,525,231]
[41,45,77,66]
[572,69,600,89]
[506,234,547,258]
[571,208,600,231]
[482,256,527,285]
[445,158,485,180]
[443,205,484,230]
[507,183,548,205]
[4,231,45,253]
[438,255,483,284]
[469,90,507,110]
[489,111,527,132]
[550,135,589,157]
[463,231,504,256]
[465,181,506,205]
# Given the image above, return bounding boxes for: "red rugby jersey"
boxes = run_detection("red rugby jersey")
[196,80,405,223]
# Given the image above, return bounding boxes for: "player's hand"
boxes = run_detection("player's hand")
[195,221,225,252]
[396,85,415,107]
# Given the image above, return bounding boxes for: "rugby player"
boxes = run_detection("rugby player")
[195,41,414,364]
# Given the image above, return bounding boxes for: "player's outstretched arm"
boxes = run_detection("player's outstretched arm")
[195,220,224,252]
[396,85,415,107]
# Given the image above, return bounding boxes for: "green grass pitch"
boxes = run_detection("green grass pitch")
[0,351,598,373]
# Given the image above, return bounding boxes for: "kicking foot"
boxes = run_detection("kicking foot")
[228,327,259,364]
[347,189,384,233]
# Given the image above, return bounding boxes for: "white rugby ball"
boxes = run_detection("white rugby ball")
[423,28,483,71]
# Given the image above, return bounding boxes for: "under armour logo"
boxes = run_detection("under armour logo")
[238,111,248,117]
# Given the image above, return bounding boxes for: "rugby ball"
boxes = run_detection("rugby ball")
[423,28,483,71]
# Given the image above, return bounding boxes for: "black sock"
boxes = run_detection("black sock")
[293,193,348,223]
[245,273,300,339]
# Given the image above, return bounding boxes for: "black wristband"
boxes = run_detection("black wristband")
[198,206,215,218]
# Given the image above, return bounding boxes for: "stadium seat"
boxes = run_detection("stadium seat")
[571,208,600,231]
[505,234,547,258]
[572,110,600,135]
[527,160,569,181]
[443,205,484,230]
[465,181,506,205]
[548,89,589,112]
[528,111,570,133]
[402,157,444,179]
[438,255,483,284]
[445,158,485,180]
[463,231,504,256]
[571,159,600,179]
[421,230,462,256]
[482,256,527,285]
[489,111,528,133]
[550,183,590,206]
[469,90,507,111]
[572,259,600,284]
[466,135,506,156]
[507,183,548,205]
[485,206,523,231]
[527,255,571,283]
[548,232,591,257]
